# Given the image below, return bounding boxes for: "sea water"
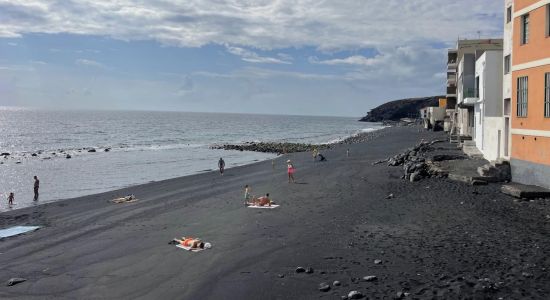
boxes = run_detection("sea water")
[0,107,382,210]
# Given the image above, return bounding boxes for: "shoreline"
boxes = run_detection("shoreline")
[2,125,549,299]
[1,124,386,212]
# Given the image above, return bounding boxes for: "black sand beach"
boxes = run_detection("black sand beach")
[1,126,550,299]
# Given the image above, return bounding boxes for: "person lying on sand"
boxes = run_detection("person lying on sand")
[111,194,137,203]
[171,237,212,249]
[247,193,273,206]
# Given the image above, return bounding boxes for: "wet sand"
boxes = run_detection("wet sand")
[1,126,550,299]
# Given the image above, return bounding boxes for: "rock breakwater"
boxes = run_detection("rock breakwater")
[212,128,387,154]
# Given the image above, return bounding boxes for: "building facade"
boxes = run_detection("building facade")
[510,0,550,188]
[448,39,504,141]
[474,50,504,161]
[503,0,515,159]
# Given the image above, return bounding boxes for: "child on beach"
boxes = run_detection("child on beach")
[8,192,14,206]
[312,148,318,161]
[287,160,295,183]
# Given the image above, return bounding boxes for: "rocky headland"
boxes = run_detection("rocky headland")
[359,96,443,122]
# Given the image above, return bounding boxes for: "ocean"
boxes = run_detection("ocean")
[0,107,382,210]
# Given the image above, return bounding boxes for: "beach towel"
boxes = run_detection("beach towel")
[0,226,41,239]
[247,204,280,209]
[176,244,208,252]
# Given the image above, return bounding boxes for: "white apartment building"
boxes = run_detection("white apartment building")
[473,50,504,161]
[449,39,503,141]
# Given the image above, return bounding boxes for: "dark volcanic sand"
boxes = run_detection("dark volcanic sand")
[1,126,550,299]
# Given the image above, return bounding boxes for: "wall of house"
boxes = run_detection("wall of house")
[515,0,546,11]
[483,116,505,161]
[483,51,504,117]
[510,0,550,187]
[513,2,550,65]
[503,0,514,160]
[474,102,484,149]
[512,65,550,131]
[463,54,476,97]
[428,107,446,124]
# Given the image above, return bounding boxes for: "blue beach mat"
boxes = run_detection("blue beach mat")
[0,226,41,239]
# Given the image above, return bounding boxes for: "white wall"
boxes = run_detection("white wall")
[502,0,514,160]
[474,102,483,149]
[483,117,504,161]
[503,0,513,101]
[475,51,504,161]
[428,107,446,124]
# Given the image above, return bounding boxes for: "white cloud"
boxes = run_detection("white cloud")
[309,55,379,67]
[29,60,47,65]
[226,46,291,64]
[75,58,105,68]
[0,1,503,50]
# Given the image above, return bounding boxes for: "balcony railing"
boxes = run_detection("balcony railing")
[447,74,457,82]
[463,88,476,98]
[447,87,456,94]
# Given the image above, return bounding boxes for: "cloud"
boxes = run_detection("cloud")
[75,58,105,68]
[309,55,378,67]
[309,45,446,81]
[175,75,194,96]
[226,46,291,64]
[0,1,503,50]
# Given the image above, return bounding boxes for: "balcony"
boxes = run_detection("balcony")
[447,74,457,84]
[447,59,458,70]
[460,88,479,107]
[447,86,457,96]
[463,88,476,98]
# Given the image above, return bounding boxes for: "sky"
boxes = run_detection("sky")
[0,1,504,117]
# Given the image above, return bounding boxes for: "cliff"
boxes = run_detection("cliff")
[359,96,444,122]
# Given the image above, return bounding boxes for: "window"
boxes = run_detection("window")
[504,55,510,74]
[475,76,480,98]
[521,14,529,44]
[546,4,550,37]
[517,76,528,117]
[545,73,550,118]
[507,6,512,23]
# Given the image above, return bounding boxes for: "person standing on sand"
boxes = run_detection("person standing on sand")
[287,160,295,183]
[8,192,14,206]
[218,158,225,176]
[244,185,251,205]
[33,176,39,201]
[312,148,319,161]
[346,148,350,157]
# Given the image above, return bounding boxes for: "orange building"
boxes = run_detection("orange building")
[510,0,550,188]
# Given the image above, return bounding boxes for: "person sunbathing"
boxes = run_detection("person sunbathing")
[248,193,273,206]
[171,237,212,249]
